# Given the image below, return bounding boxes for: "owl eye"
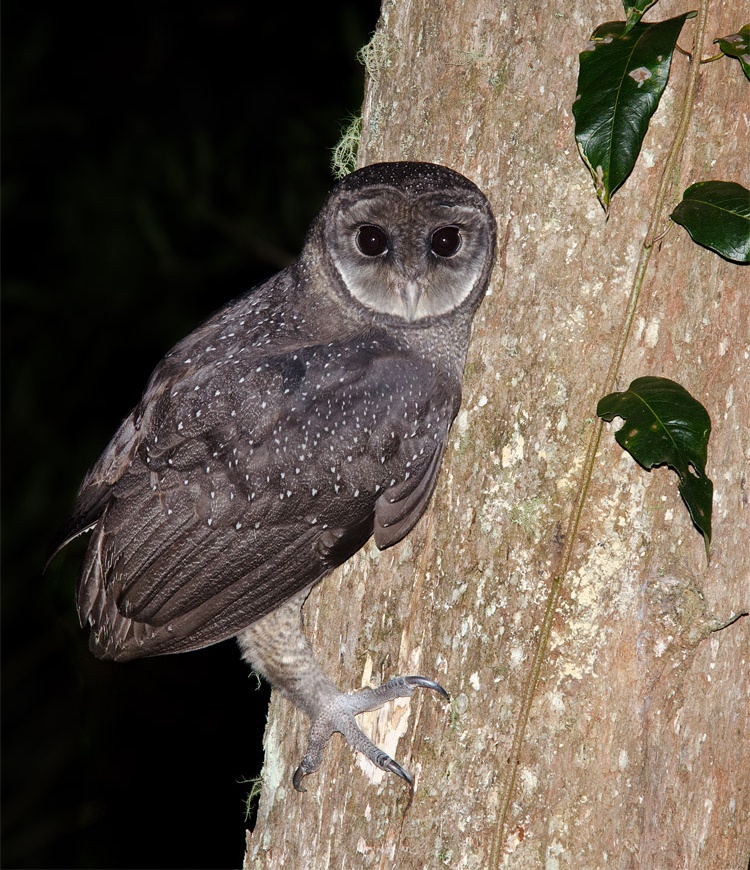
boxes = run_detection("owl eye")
[356,225,389,257]
[430,226,462,257]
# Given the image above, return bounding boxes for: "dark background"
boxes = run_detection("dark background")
[2,2,380,867]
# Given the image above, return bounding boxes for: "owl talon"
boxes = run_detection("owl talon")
[292,763,310,793]
[394,675,450,702]
[381,755,412,786]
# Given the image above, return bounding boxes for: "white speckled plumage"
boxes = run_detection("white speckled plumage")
[53,161,496,789]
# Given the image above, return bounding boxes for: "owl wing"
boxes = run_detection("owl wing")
[70,336,460,661]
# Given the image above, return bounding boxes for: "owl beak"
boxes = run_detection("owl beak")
[399,281,422,321]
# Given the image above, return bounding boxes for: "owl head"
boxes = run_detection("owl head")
[306,162,496,324]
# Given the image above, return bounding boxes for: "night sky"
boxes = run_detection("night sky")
[2,2,381,867]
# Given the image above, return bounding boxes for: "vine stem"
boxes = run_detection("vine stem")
[491,0,711,862]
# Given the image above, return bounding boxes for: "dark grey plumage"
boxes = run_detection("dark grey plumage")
[52,161,496,790]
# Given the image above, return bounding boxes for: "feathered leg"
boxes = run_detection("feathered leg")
[236,590,448,792]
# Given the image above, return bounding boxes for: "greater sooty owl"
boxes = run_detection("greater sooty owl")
[52,161,496,791]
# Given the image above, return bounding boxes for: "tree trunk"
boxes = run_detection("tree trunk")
[246,0,749,866]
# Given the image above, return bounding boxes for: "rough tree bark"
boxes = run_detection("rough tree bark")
[246,0,749,866]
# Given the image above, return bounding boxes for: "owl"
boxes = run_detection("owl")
[51,161,497,791]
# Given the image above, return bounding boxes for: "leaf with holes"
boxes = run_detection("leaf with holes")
[597,377,713,554]
[622,0,660,33]
[715,24,750,81]
[671,181,750,263]
[573,13,695,212]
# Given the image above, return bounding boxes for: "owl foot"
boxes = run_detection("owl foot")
[292,675,449,793]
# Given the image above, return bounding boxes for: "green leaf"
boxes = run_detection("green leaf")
[715,24,750,80]
[597,377,713,553]
[622,0,660,33]
[671,181,750,263]
[573,13,695,212]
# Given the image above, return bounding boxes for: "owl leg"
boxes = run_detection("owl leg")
[236,590,449,793]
